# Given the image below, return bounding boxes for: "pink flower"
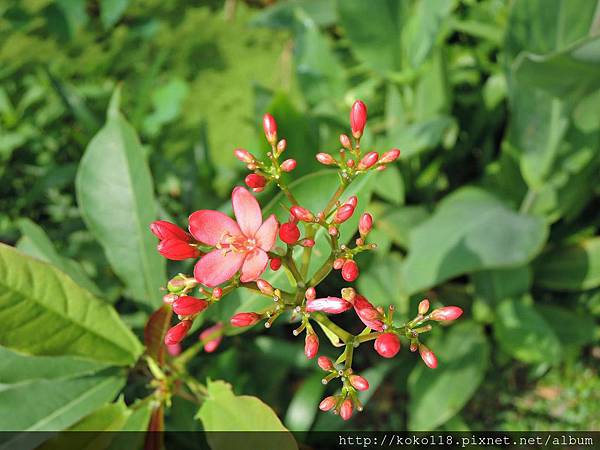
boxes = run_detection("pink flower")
[419,344,438,369]
[306,297,353,314]
[350,100,367,138]
[349,374,369,391]
[189,187,278,287]
[353,295,384,331]
[430,306,463,322]
[305,333,319,359]
[199,323,224,353]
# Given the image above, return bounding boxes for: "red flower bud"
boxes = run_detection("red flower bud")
[150,221,191,242]
[341,259,359,282]
[277,139,287,154]
[167,343,181,356]
[374,333,401,358]
[300,239,315,248]
[334,204,355,224]
[430,306,463,322]
[347,159,355,167]
[359,213,373,236]
[230,312,261,327]
[305,333,319,359]
[173,296,209,316]
[306,297,353,314]
[305,287,316,300]
[358,151,378,170]
[164,320,192,345]
[234,148,255,164]
[350,100,367,138]
[200,323,224,353]
[419,344,438,369]
[270,257,282,271]
[245,173,266,189]
[256,279,274,295]
[290,205,314,222]
[158,239,200,260]
[418,299,430,315]
[263,113,277,144]
[345,196,358,208]
[380,148,400,163]
[349,374,369,391]
[340,398,353,420]
[316,153,336,166]
[353,295,384,331]
[279,222,300,244]
[333,258,345,270]
[317,356,334,371]
[319,396,336,412]
[339,134,351,149]
[328,226,338,236]
[212,287,223,299]
[280,159,296,172]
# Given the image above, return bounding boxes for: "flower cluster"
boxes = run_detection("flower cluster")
[150,100,463,420]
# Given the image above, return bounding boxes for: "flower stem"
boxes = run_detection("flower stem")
[311,312,353,343]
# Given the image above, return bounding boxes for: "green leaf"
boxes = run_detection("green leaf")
[76,90,166,308]
[100,0,130,28]
[284,372,325,431]
[376,205,429,249]
[358,253,408,314]
[0,244,143,366]
[338,0,406,74]
[402,188,547,294]
[251,0,337,29]
[144,304,173,366]
[537,305,597,348]
[408,321,489,430]
[514,36,600,100]
[0,368,125,433]
[373,165,404,205]
[472,266,532,304]
[387,116,456,159]
[198,380,297,449]
[534,237,600,291]
[494,298,562,364]
[16,218,102,297]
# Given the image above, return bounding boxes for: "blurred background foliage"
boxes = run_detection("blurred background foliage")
[1,0,599,436]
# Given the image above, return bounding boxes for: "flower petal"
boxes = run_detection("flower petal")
[189,210,241,246]
[194,249,244,287]
[240,249,268,282]
[232,187,262,237]
[255,214,278,251]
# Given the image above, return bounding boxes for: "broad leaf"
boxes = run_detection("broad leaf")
[534,237,600,291]
[197,380,297,450]
[284,372,325,431]
[494,298,562,364]
[373,165,404,205]
[537,305,597,348]
[0,244,143,366]
[16,218,101,297]
[144,304,173,366]
[408,321,489,430]
[401,188,547,294]
[76,89,166,308]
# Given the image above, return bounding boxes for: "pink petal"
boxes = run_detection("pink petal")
[240,249,268,282]
[194,249,245,287]
[188,210,241,246]
[232,187,262,237]
[255,214,278,251]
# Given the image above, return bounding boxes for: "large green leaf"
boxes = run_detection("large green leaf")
[401,187,547,294]
[16,218,101,297]
[0,244,143,366]
[76,90,166,308]
[514,36,600,100]
[494,297,562,364]
[197,380,297,449]
[534,237,600,291]
[408,321,489,430]
[338,0,406,74]
[537,305,597,348]
[0,367,125,433]
[284,372,325,431]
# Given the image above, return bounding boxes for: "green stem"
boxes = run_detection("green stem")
[284,248,304,284]
[344,342,354,370]
[300,224,317,279]
[354,331,383,344]
[311,312,353,343]
[519,189,537,214]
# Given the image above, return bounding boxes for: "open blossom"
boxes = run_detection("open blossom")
[189,187,278,287]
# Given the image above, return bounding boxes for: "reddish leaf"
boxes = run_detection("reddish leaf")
[144,304,172,365]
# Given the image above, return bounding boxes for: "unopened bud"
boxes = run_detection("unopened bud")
[418,299,430,315]
[340,398,353,421]
[305,333,319,359]
[350,100,367,139]
[150,220,191,242]
[349,374,369,391]
[212,287,223,299]
[358,151,378,170]
[334,204,355,224]
[277,139,287,154]
[279,222,300,244]
[300,239,315,248]
[270,258,282,271]
[234,148,255,164]
[328,226,338,236]
[333,258,345,270]
[164,320,192,345]
[353,295,384,331]
[173,296,209,316]
[200,323,224,353]
[341,259,359,282]
[263,113,277,144]
[341,287,356,302]
[290,205,314,222]
[340,134,351,149]
[305,287,316,300]
[430,306,463,322]
[256,279,274,295]
[280,159,296,172]
[359,213,373,236]
[319,396,336,412]
[245,173,266,189]
[230,312,261,327]
[316,153,337,166]
[380,148,401,163]
[318,356,334,371]
[163,293,178,304]
[419,344,438,369]
[306,297,353,314]
[159,239,200,261]
[345,196,358,208]
[374,333,401,358]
